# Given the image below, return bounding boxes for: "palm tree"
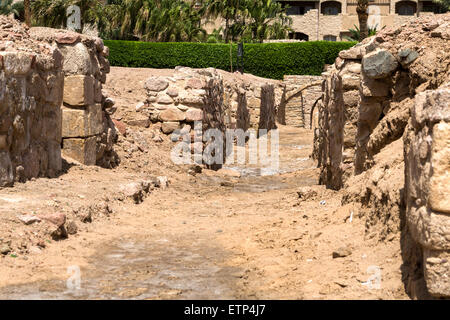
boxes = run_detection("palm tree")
[205,0,242,43]
[0,0,19,16]
[344,24,378,42]
[432,0,450,9]
[242,0,291,42]
[24,0,30,26]
[356,0,369,41]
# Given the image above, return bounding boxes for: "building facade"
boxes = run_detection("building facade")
[278,0,447,41]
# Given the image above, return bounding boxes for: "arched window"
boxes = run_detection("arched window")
[324,35,337,41]
[289,32,309,41]
[395,1,417,16]
[321,1,342,15]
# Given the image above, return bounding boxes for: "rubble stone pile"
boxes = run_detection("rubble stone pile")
[313,13,450,298]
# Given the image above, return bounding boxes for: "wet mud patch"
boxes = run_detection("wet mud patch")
[0,236,240,300]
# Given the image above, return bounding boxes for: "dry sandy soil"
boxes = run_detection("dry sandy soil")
[0,67,409,300]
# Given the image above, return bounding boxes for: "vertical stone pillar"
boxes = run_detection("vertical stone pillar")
[404,84,450,298]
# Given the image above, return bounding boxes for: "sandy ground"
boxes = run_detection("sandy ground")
[0,67,409,300]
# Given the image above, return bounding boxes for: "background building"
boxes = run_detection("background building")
[277,0,447,41]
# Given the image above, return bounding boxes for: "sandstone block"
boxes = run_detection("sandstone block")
[145,77,169,92]
[156,94,174,104]
[362,49,398,79]
[0,52,35,76]
[429,121,450,213]
[161,122,179,134]
[63,136,97,165]
[360,76,390,97]
[423,248,450,297]
[62,104,103,138]
[186,108,203,122]
[0,151,13,187]
[159,107,186,122]
[63,75,94,106]
[59,42,92,75]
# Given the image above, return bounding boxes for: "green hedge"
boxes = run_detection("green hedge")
[104,40,356,80]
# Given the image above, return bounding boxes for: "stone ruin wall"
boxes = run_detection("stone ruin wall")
[29,28,118,168]
[283,75,322,128]
[137,67,280,139]
[0,17,119,188]
[313,14,450,298]
[404,84,450,297]
[0,18,63,187]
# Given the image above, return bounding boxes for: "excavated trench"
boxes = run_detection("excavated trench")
[0,127,317,299]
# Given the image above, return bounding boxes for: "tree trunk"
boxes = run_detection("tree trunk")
[225,17,230,43]
[24,0,31,27]
[357,0,369,41]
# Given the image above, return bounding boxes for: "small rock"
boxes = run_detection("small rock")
[332,247,352,258]
[157,176,169,189]
[153,135,163,143]
[297,187,318,200]
[18,214,41,225]
[66,221,78,235]
[135,101,146,112]
[1,245,11,255]
[38,213,66,227]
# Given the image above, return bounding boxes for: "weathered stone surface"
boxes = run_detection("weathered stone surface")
[185,108,203,122]
[55,32,81,44]
[62,104,103,138]
[156,94,174,104]
[59,42,92,75]
[145,77,169,92]
[428,121,450,213]
[423,248,450,297]
[63,75,94,106]
[398,49,419,67]
[161,121,179,134]
[38,212,66,227]
[0,52,35,76]
[62,136,97,165]
[0,151,13,187]
[159,107,185,122]
[166,87,179,97]
[360,76,390,97]
[186,78,205,89]
[362,49,398,79]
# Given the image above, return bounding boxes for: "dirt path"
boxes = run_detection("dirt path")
[0,125,408,299]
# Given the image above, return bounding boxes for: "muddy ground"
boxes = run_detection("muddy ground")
[0,68,409,300]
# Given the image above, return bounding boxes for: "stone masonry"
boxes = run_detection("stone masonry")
[0,17,63,187]
[283,75,322,128]
[314,14,450,297]
[29,28,118,168]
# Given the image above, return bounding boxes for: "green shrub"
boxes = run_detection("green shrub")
[104,40,356,80]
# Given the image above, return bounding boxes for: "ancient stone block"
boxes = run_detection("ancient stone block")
[159,107,186,122]
[62,104,103,138]
[161,122,179,134]
[185,108,203,122]
[59,42,92,75]
[63,75,94,106]
[0,52,35,76]
[145,77,169,92]
[0,151,13,187]
[360,76,390,97]
[156,94,173,104]
[429,121,450,213]
[63,136,97,165]
[423,248,450,297]
[0,135,8,151]
[362,49,398,79]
